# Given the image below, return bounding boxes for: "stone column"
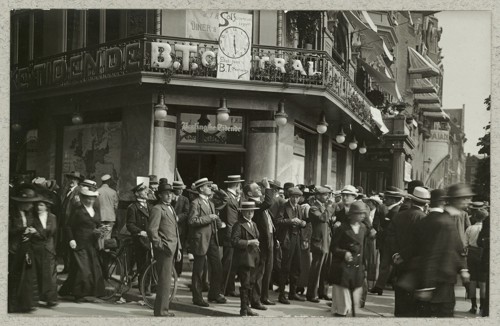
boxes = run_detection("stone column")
[246,120,277,181]
[152,114,177,183]
[321,135,332,186]
[392,150,406,189]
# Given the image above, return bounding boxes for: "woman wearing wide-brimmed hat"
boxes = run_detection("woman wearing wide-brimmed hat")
[59,188,106,302]
[31,195,58,307]
[8,185,41,313]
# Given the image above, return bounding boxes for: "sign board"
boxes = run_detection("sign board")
[186,10,220,41]
[178,113,244,145]
[217,12,253,80]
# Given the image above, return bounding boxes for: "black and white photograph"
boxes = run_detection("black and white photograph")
[7,7,493,320]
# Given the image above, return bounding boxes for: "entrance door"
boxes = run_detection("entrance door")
[176,152,244,188]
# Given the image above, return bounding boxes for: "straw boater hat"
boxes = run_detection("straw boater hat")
[340,185,358,196]
[10,186,41,202]
[80,179,98,191]
[470,201,486,210]
[193,177,213,189]
[172,180,186,190]
[238,201,260,211]
[445,183,475,199]
[224,175,245,183]
[80,187,99,197]
[407,186,431,204]
[65,171,85,181]
[131,182,148,193]
[101,174,111,182]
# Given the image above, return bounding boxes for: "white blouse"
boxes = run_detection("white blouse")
[84,205,95,217]
[39,211,48,229]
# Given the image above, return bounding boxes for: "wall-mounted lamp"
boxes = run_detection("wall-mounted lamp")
[154,94,168,120]
[336,126,346,144]
[349,135,358,150]
[217,97,230,122]
[275,100,288,127]
[316,111,328,134]
[359,141,367,154]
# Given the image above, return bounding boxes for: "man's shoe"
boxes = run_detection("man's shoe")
[369,287,383,295]
[193,300,210,307]
[469,307,477,314]
[327,302,332,307]
[319,294,331,300]
[246,308,259,316]
[251,303,267,310]
[208,295,227,304]
[289,293,306,301]
[278,295,290,305]
[307,297,320,303]
[155,312,175,317]
[261,299,276,305]
[333,313,346,317]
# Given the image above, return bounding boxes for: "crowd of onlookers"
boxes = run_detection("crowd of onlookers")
[8,172,489,318]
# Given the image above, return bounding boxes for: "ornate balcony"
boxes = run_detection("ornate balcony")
[11,33,376,130]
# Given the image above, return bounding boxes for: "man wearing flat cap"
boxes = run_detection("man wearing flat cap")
[188,177,226,306]
[275,187,307,304]
[126,183,153,293]
[147,182,181,317]
[387,186,430,317]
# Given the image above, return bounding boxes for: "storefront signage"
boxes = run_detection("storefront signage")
[12,43,142,90]
[430,129,450,141]
[186,10,220,40]
[216,12,253,80]
[178,113,244,146]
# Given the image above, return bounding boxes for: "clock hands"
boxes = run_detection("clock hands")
[233,36,237,55]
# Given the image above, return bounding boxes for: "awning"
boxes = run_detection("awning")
[411,78,437,93]
[345,11,376,32]
[370,106,389,134]
[360,11,378,32]
[408,47,441,77]
[414,93,441,104]
[418,103,442,112]
[359,59,402,101]
[424,53,442,74]
[423,111,450,121]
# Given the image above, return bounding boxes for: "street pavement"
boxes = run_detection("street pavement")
[21,270,481,318]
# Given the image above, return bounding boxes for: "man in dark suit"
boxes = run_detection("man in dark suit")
[171,181,190,276]
[126,183,153,292]
[188,178,226,306]
[245,179,275,308]
[268,180,286,293]
[387,186,430,317]
[217,175,244,297]
[231,201,261,316]
[370,186,404,295]
[413,189,470,317]
[306,186,336,303]
[275,187,307,304]
[147,182,181,317]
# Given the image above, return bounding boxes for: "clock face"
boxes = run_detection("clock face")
[219,27,250,59]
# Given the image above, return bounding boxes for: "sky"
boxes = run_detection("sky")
[435,11,491,155]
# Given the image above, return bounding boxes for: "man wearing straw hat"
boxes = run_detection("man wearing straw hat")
[219,175,245,297]
[388,186,430,317]
[231,201,261,316]
[188,177,226,306]
[171,180,190,276]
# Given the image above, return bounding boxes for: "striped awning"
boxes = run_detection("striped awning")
[423,111,450,121]
[359,59,402,101]
[370,106,389,134]
[418,103,442,112]
[414,93,441,104]
[408,47,441,77]
[411,78,437,94]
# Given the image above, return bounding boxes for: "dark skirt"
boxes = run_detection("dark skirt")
[8,245,39,313]
[59,245,105,298]
[32,245,58,303]
[467,246,485,282]
[365,239,378,282]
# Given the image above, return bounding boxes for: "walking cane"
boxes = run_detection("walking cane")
[350,282,356,317]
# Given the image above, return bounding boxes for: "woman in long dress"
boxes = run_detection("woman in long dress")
[59,187,105,302]
[31,195,59,307]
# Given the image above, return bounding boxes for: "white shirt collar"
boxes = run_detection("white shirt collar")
[227,188,237,197]
[429,207,444,213]
[199,194,209,201]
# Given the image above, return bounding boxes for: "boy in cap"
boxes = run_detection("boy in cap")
[231,202,261,316]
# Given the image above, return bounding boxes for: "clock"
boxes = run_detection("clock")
[219,26,251,59]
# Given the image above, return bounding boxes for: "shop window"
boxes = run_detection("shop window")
[86,9,100,47]
[178,113,244,147]
[126,10,156,36]
[105,10,121,42]
[67,10,83,51]
[17,14,30,65]
[332,144,346,190]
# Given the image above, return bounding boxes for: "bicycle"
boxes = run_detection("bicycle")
[101,236,178,307]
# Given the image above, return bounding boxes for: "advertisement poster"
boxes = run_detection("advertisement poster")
[186,10,220,41]
[217,11,253,80]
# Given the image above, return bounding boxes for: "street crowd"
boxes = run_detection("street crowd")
[8,171,490,318]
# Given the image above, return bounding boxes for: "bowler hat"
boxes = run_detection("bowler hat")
[408,186,431,204]
[341,185,358,196]
[80,187,99,197]
[348,201,367,215]
[445,183,475,199]
[224,175,245,183]
[101,174,111,182]
[408,180,424,193]
[430,189,446,203]
[238,201,260,211]
[157,182,174,194]
[10,186,41,202]
[131,182,148,193]
[194,177,213,189]
[65,171,85,181]
[315,186,332,195]
[159,178,169,185]
[288,187,303,197]
[172,181,186,190]
[149,175,159,185]
[283,182,295,191]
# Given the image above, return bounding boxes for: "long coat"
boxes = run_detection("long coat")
[173,194,190,247]
[274,201,306,250]
[188,197,219,256]
[126,201,153,249]
[373,204,399,249]
[308,200,336,254]
[96,184,119,222]
[330,222,368,289]
[444,206,471,251]
[247,188,274,255]
[147,203,181,256]
[231,217,260,268]
[218,189,240,247]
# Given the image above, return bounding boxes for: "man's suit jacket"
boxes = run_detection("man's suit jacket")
[231,217,260,268]
[147,202,181,257]
[248,188,274,254]
[97,184,119,222]
[188,196,219,256]
[173,194,190,245]
[269,196,287,220]
[444,205,471,250]
[308,200,336,254]
[31,212,57,256]
[61,186,80,224]
[374,204,400,247]
[126,201,153,248]
[218,189,240,247]
[274,201,306,250]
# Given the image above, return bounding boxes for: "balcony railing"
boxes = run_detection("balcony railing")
[11,33,376,129]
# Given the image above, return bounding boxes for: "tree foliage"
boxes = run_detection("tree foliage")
[473,95,490,201]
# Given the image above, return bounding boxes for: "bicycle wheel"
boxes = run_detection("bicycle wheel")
[102,253,124,300]
[140,261,178,309]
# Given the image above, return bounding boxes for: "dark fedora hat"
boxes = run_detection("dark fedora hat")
[408,180,424,193]
[283,182,295,191]
[65,171,85,181]
[224,175,245,183]
[149,175,159,185]
[159,178,169,185]
[445,183,475,199]
[11,186,41,202]
[156,182,174,194]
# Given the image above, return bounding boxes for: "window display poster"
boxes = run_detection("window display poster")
[186,10,220,41]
